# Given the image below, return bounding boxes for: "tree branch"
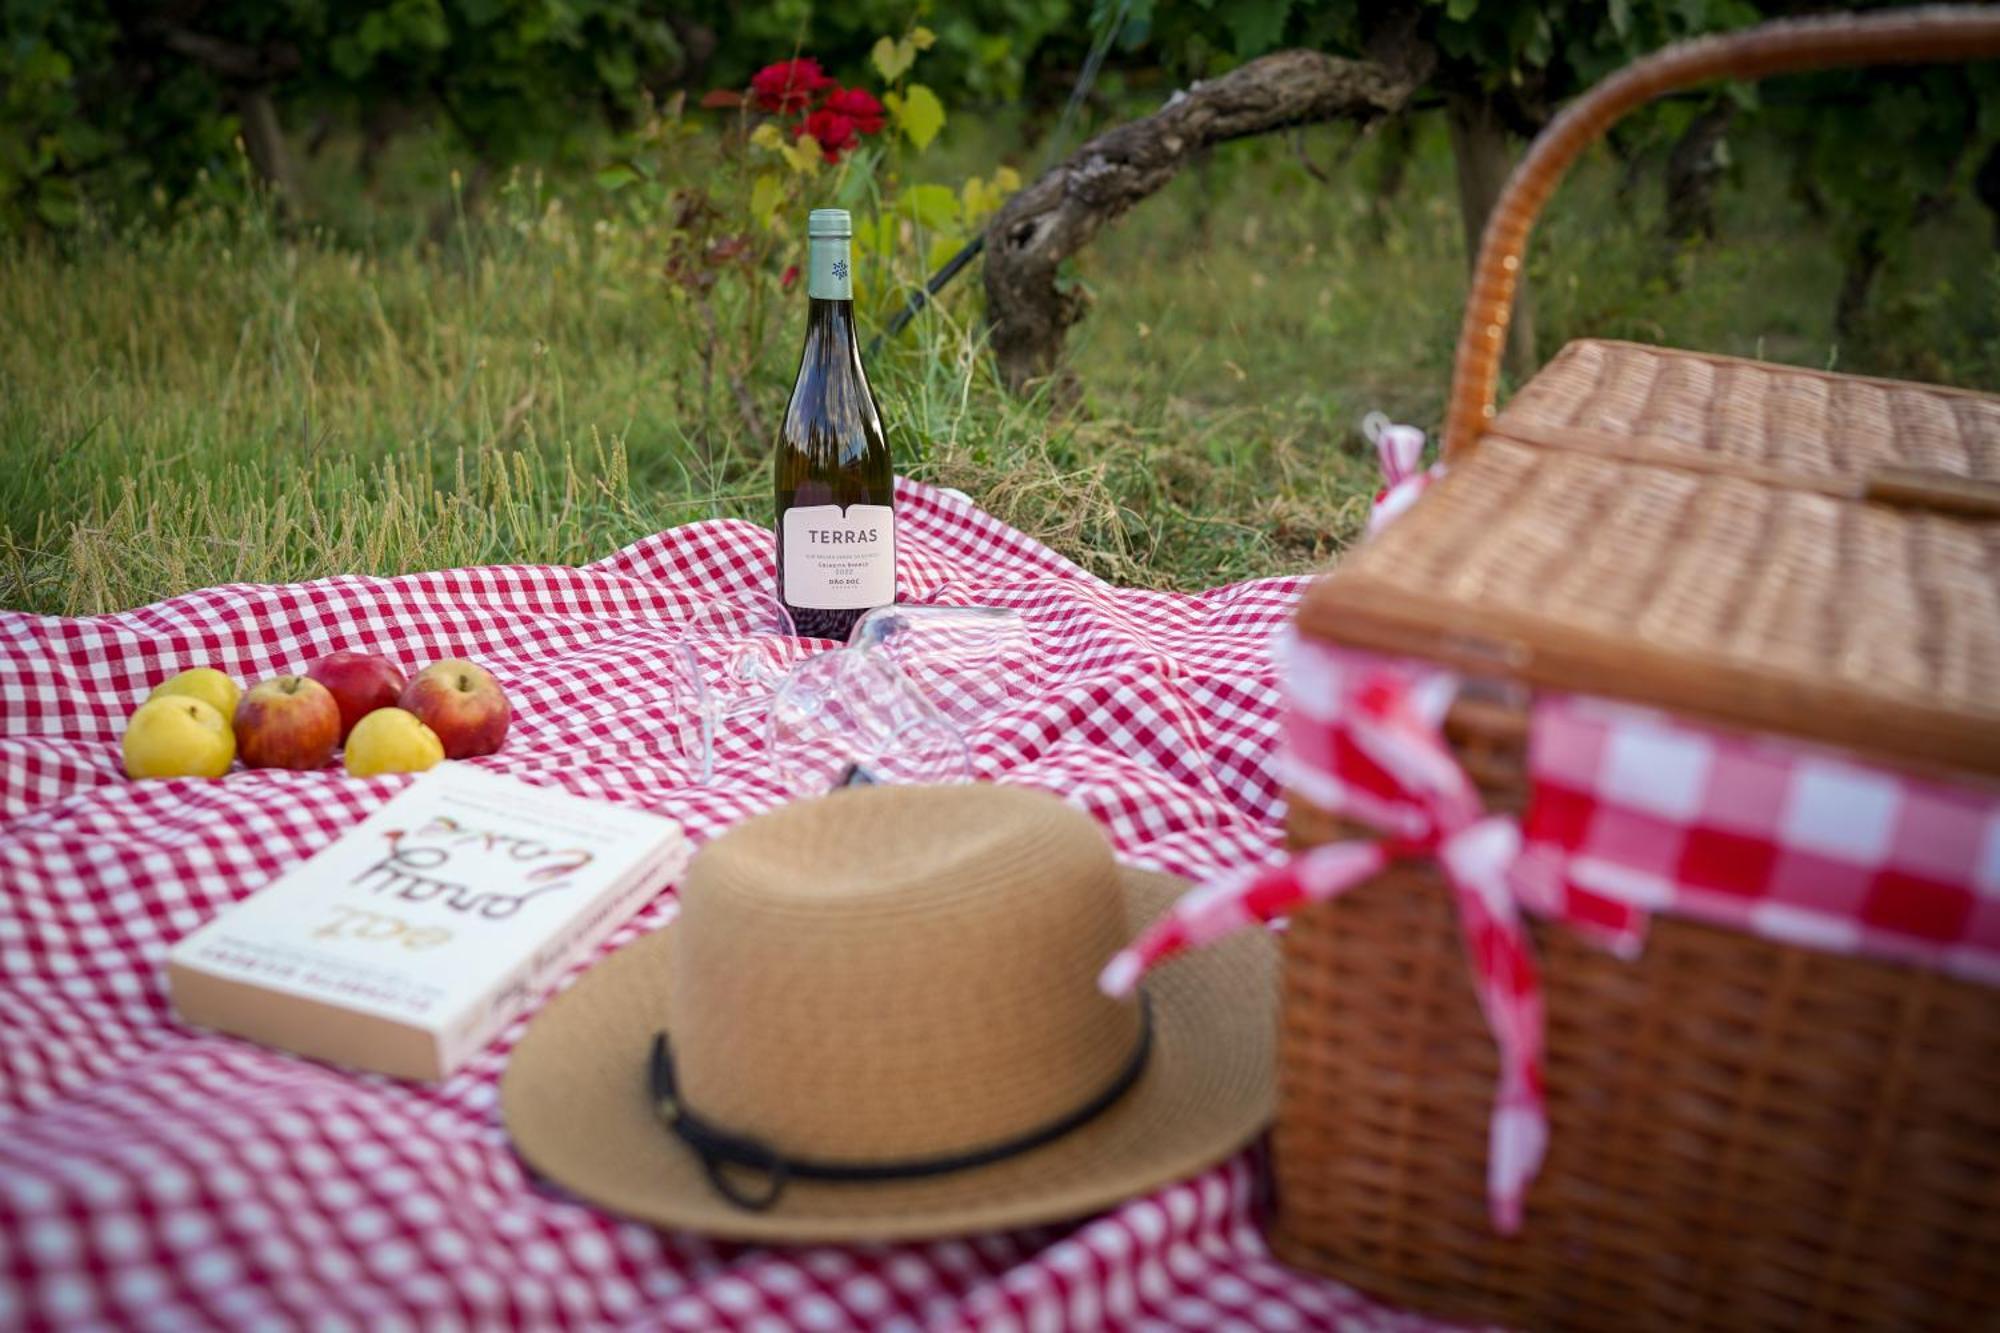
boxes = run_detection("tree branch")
[156,27,300,82]
[981,47,1433,392]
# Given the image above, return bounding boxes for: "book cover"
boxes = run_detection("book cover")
[167,764,688,1081]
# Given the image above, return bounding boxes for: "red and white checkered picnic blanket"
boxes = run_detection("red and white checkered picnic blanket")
[1107,632,2000,1234]
[0,481,1460,1331]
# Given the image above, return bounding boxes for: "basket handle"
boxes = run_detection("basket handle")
[1443,5,2000,461]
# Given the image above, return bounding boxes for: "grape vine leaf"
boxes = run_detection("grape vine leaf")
[896,183,959,229]
[893,84,946,151]
[872,35,915,83]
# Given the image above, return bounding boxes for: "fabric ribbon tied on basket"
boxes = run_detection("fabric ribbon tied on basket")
[1100,641,1552,1233]
[1363,412,1440,536]
[1106,416,1568,1233]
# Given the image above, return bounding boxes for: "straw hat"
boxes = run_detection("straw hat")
[501,783,1275,1242]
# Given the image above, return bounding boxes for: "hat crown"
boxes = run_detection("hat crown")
[667,785,1142,1161]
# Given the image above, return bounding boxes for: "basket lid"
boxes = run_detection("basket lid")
[1298,438,2000,777]
[1491,340,2000,511]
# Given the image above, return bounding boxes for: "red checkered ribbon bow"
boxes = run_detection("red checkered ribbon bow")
[1101,640,1549,1233]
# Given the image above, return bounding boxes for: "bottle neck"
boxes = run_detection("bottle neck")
[808,233,852,301]
[802,296,857,350]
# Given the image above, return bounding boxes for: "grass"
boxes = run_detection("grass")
[4,115,1997,616]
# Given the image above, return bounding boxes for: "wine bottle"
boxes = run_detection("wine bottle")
[774,208,896,642]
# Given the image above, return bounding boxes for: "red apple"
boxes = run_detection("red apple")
[399,659,510,759]
[307,651,407,742]
[235,676,341,770]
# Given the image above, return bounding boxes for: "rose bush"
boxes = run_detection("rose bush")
[748,58,831,115]
[590,22,1021,419]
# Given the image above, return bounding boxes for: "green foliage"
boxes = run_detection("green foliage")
[1417,0,1757,88]
[1100,0,1358,71]
[1101,0,1761,101]
[303,0,682,157]
[1773,65,1991,247]
[713,1,1077,105]
[0,0,241,232]
[0,0,681,234]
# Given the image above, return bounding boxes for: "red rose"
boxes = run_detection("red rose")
[750,59,831,115]
[801,109,858,160]
[821,87,886,137]
[780,264,800,291]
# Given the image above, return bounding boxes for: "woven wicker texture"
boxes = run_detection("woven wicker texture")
[1494,339,2000,494]
[1298,440,2000,777]
[1272,803,2000,1332]
[1275,9,2000,1328]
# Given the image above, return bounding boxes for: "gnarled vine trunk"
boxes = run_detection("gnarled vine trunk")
[1446,91,1536,385]
[982,47,1432,393]
[1664,100,1737,243]
[237,90,299,206]
[1976,140,2000,250]
[155,26,302,208]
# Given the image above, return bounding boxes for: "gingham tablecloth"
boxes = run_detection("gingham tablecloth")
[0,481,1456,1331]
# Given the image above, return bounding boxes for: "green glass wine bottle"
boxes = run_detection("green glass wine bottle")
[774,208,896,642]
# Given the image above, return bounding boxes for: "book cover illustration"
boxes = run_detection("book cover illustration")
[168,765,688,1079]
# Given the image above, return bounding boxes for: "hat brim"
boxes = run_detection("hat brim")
[500,868,1275,1243]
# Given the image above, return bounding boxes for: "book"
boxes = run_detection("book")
[167,764,689,1081]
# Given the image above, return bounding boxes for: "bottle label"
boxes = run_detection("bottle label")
[782,504,895,609]
[809,235,851,301]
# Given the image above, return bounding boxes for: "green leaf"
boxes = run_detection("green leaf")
[779,134,822,175]
[833,151,878,206]
[1512,7,1553,68]
[894,84,945,151]
[1224,0,1293,56]
[854,214,896,259]
[961,176,1000,222]
[750,172,785,228]
[328,34,370,80]
[594,48,637,93]
[1118,0,1153,49]
[1446,0,1479,22]
[33,178,79,229]
[896,183,958,230]
[15,43,71,89]
[926,232,964,272]
[595,165,638,192]
[872,35,914,83]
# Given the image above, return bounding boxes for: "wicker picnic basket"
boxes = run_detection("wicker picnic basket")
[1270,10,2000,1331]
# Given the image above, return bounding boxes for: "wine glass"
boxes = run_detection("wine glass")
[764,647,972,796]
[669,590,799,784]
[844,604,1034,732]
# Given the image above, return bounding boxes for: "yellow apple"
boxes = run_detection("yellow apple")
[148,667,241,720]
[344,707,445,777]
[123,696,235,779]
